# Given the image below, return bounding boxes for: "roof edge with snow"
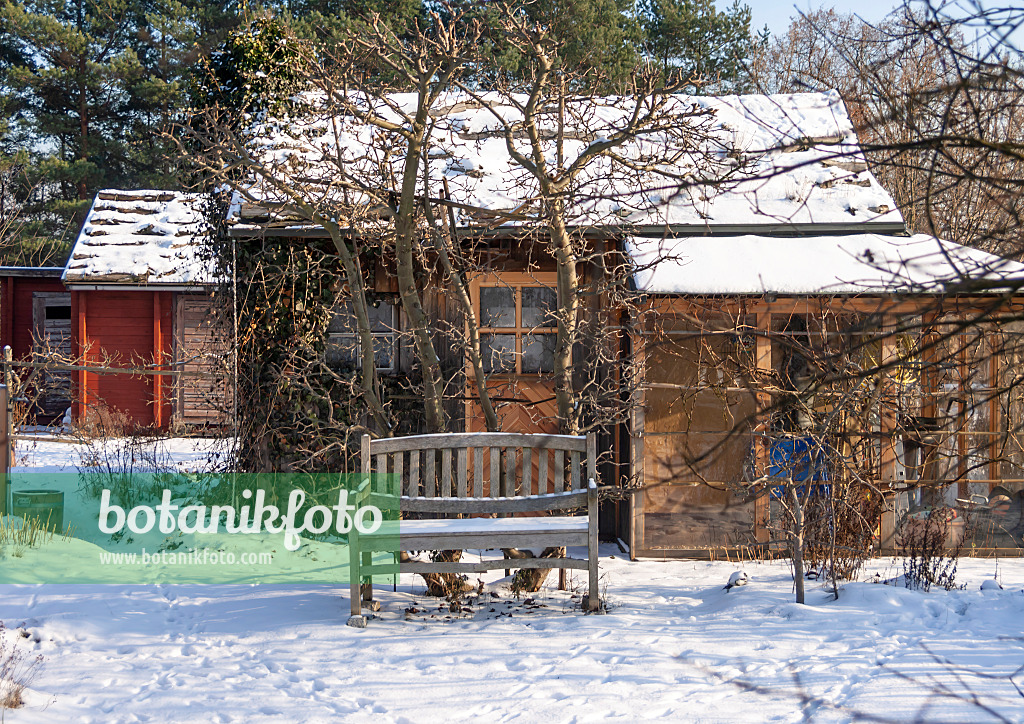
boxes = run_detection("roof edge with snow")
[628,234,1024,296]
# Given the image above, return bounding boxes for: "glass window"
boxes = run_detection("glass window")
[480,287,515,327]
[477,283,557,375]
[522,287,557,328]
[481,334,516,373]
[522,333,556,373]
[327,300,397,372]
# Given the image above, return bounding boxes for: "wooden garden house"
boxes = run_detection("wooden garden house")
[60,89,1024,556]
[623,233,1024,557]
[61,190,229,430]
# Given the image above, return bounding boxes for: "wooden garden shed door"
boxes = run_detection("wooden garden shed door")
[173,294,231,428]
[640,320,758,551]
[466,272,560,436]
[32,291,72,418]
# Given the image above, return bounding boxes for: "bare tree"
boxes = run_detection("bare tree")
[748,3,1024,254]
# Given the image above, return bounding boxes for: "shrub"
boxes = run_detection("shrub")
[897,506,969,592]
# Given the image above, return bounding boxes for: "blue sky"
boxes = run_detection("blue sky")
[739,0,903,35]
[737,1,1023,49]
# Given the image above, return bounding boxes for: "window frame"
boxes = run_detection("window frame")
[472,273,558,377]
[327,298,399,373]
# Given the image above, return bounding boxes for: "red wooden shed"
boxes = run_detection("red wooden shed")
[63,190,229,431]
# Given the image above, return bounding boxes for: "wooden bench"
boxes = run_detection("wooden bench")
[347,432,601,626]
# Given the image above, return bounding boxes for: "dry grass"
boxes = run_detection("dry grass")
[0,622,43,710]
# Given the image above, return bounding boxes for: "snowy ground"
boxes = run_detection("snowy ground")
[3,439,1024,722]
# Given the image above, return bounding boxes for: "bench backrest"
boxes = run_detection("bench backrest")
[361,433,596,502]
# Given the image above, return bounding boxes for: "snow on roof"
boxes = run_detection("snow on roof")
[63,190,215,286]
[628,234,1024,295]
[231,90,903,231]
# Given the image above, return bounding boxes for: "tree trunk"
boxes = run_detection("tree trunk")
[395,126,446,433]
[548,202,580,435]
[788,484,806,604]
[427,189,500,431]
[321,222,390,434]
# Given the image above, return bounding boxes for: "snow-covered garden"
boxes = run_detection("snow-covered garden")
[1,438,1023,722]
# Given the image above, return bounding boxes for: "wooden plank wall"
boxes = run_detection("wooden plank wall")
[0,276,68,359]
[73,290,173,429]
[173,294,231,427]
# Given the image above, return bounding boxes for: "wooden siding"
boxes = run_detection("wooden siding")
[0,276,67,359]
[173,294,231,427]
[73,290,174,429]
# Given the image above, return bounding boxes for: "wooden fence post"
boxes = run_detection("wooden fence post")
[0,384,8,516]
[4,345,11,467]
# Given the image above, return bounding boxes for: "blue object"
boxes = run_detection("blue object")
[768,437,830,499]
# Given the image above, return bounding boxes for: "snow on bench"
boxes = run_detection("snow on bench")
[347,432,600,626]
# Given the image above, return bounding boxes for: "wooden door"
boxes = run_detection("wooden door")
[641,325,758,550]
[173,295,231,427]
[466,272,559,435]
[464,273,562,494]
[32,292,72,418]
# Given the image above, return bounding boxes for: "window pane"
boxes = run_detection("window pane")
[372,335,396,371]
[522,287,556,328]
[327,334,395,371]
[367,302,395,333]
[45,305,71,320]
[480,287,515,328]
[329,300,394,333]
[481,334,516,373]
[326,334,359,366]
[522,333,556,374]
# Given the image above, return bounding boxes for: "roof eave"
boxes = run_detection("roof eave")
[227,220,908,240]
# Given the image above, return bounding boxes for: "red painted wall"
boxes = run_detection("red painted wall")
[73,290,175,430]
[0,275,67,359]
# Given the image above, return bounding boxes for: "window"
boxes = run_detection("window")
[327,300,397,372]
[478,283,557,374]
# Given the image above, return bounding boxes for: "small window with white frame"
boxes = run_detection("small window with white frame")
[327,299,398,372]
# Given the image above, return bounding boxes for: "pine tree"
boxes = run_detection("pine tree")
[479,0,641,90]
[638,0,759,93]
[1,0,151,237]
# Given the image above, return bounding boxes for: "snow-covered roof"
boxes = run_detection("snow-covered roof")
[63,190,214,286]
[230,90,903,232]
[628,234,1024,295]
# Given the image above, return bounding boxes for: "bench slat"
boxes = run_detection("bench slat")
[375,453,387,478]
[364,558,590,576]
[425,448,436,498]
[457,448,468,497]
[504,447,515,497]
[359,531,589,552]
[490,447,499,498]
[369,432,587,454]
[473,447,484,497]
[522,448,532,496]
[442,448,452,497]
[400,490,588,514]
[409,450,420,497]
[538,448,548,495]
[394,451,404,496]
[571,451,580,490]
[554,449,564,493]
